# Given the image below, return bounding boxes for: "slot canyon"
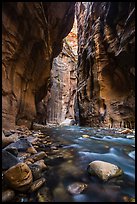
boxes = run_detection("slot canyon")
[2,2,135,202]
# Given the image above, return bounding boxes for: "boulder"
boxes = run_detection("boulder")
[4,162,33,192]
[2,150,19,170]
[4,138,37,154]
[60,118,76,126]
[88,160,123,181]
[2,131,18,148]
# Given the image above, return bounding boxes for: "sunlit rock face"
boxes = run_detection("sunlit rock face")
[76,2,135,128]
[35,18,78,125]
[2,2,75,129]
[44,40,77,124]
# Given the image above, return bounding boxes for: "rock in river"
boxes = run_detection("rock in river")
[88,160,123,181]
[67,182,87,195]
[2,189,15,202]
[29,177,46,192]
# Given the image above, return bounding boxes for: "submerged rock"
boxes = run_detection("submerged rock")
[37,187,53,202]
[67,182,87,195]
[88,160,123,181]
[29,177,46,192]
[2,189,15,202]
[4,162,33,192]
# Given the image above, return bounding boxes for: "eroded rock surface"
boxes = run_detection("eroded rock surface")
[2,2,75,129]
[4,162,33,192]
[75,2,135,128]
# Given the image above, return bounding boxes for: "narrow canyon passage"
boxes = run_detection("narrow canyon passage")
[2,2,135,202]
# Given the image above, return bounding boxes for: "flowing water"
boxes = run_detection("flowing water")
[41,126,135,202]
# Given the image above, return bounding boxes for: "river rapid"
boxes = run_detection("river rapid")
[40,126,135,202]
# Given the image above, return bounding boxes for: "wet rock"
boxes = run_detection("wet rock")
[2,189,15,202]
[2,131,18,148]
[60,118,76,126]
[45,155,65,166]
[34,160,47,170]
[17,152,31,161]
[29,164,43,180]
[27,146,37,154]
[29,177,46,192]
[4,138,37,153]
[27,136,39,144]
[2,150,19,170]
[32,151,47,162]
[118,128,133,134]
[4,162,33,192]
[25,160,33,165]
[25,158,35,164]
[14,194,29,202]
[37,187,53,202]
[82,134,90,138]
[4,146,18,157]
[88,160,123,181]
[126,135,135,139]
[67,182,87,195]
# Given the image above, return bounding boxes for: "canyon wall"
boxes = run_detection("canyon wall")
[46,39,77,124]
[76,2,135,128]
[36,18,78,125]
[2,2,75,129]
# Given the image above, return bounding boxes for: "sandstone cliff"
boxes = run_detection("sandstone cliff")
[76,2,135,128]
[2,2,75,129]
[35,19,78,125]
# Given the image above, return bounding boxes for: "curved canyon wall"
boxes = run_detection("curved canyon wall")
[2,2,75,129]
[76,2,135,128]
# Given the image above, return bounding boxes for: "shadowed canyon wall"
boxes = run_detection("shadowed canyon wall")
[2,2,75,129]
[76,2,135,128]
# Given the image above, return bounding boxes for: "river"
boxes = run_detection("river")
[40,126,135,202]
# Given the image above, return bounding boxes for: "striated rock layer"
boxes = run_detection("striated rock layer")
[75,2,135,128]
[35,39,77,125]
[46,40,77,124]
[2,2,75,129]
[35,18,78,125]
